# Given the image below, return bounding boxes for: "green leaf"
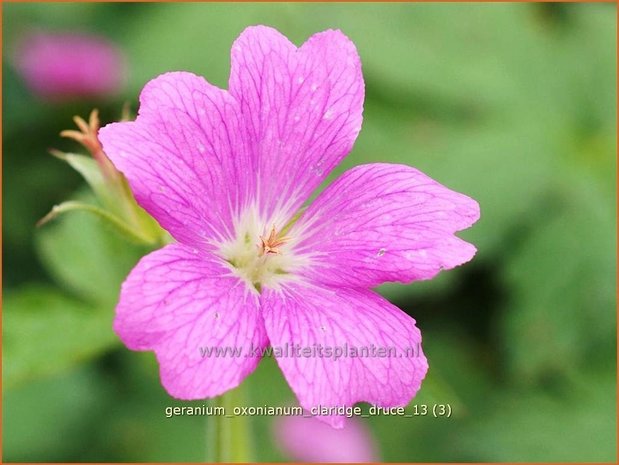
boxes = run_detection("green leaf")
[3,286,119,388]
[3,365,112,461]
[455,372,616,461]
[501,171,615,381]
[52,152,112,206]
[36,191,151,307]
[38,199,158,245]
[50,152,168,245]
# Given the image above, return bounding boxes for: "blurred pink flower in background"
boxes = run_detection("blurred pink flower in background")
[274,414,378,462]
[13,31,125,101]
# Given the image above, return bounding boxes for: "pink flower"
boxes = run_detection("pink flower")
[13,31,124,100]
[275,415,378,462]
[99,26,479,428]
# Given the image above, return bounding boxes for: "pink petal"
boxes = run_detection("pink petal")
[115,244,268,398]
[13,31,125,101]
[275,414,378,462]
[99,72,254,247]
[261,284,428,428]
[292,163,480,287]
[229,26,364,219]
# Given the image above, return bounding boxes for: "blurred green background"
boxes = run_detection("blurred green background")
[3,2,616,462]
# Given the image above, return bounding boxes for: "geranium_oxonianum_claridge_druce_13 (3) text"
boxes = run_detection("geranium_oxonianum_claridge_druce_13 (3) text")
[98,25,480,428]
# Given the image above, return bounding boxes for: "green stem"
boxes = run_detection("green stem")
[206,384,253,463]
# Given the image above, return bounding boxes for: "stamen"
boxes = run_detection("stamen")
[218,208,308,293]
[259,225,290,256]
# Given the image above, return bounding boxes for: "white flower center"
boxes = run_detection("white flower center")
[217,207,306,292]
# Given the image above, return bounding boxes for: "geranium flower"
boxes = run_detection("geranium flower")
[99,25,479,427]
[13,31,124,100]
[275,414,378,462]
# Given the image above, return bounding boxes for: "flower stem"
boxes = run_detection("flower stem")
[206,384,253,463]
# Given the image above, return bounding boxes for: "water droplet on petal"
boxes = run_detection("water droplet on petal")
[310,83,318,92]
[311,165,323,176]
[377,248,386,257]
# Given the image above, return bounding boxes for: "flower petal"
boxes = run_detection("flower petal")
[115,244,268,398]
[292,163,480,287]
[229,26,364,219]
[99,72,254,247]
[261,284,428,428]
